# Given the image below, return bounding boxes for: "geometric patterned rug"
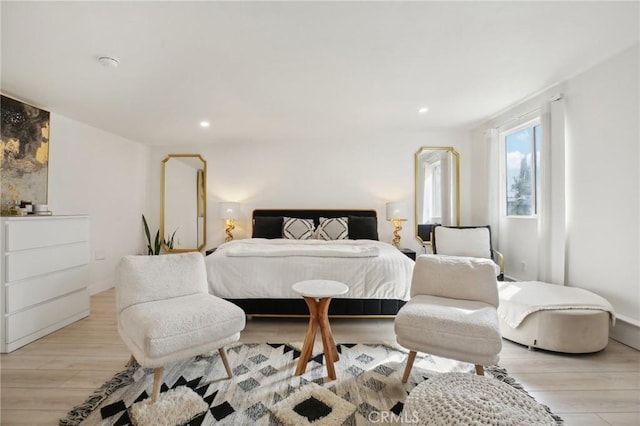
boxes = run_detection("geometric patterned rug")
[59,342,562,425]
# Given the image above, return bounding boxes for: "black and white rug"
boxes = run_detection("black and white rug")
[60,342,562,425]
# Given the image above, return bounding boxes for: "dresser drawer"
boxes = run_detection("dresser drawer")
[5,216,89,251]
[4,241,90,283]
[5,266,89,313]
[5,289,89,344]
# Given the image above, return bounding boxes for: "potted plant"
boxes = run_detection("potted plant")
[142,214,177,255]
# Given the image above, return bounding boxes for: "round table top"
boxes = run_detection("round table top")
[292,280,349,298]
[403,372,556,426]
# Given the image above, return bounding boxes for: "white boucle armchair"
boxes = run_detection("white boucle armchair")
[116,252,246,403]
[394,255,502,383]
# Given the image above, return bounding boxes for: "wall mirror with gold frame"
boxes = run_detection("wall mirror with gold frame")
[415,147,460,245]
[161,154,206,252]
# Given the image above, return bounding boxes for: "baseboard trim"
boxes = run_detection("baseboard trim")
[88,277,114,296]
[610,314,640,350]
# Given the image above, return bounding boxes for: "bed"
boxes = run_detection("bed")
[205,209,415,317]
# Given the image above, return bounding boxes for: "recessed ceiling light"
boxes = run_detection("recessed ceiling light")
[200,121,210,128]
[97,56,119,68]
[418,107,429,114]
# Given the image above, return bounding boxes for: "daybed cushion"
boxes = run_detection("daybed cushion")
[498,281,614,353]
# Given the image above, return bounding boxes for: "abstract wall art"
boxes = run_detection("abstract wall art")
[1,95,50,210]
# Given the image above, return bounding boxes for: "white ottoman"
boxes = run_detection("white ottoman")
[498,281,614,353]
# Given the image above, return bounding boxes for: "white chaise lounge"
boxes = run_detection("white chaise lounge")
[498,281,615,353]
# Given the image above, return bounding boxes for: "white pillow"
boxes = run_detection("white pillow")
[282,217,315,240]
[316,217,349,240]
[434,227,492,259]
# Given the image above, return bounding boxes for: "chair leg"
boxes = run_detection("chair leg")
[151,367,164,403]
[126,354,137,367]
[475,364,485,375]
[402,351,417,384]
[219,347,233,378]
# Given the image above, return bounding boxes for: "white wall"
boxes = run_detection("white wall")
[469,45,640,346]
[149,129,471,254]
[48,114,150,295]
[564,45,639,327]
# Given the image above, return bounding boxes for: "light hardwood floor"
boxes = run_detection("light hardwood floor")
[1,290,638,425]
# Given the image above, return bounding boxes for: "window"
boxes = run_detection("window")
[503,120,541,216]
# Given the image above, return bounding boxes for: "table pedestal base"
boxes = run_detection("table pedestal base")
[295,296,339,380]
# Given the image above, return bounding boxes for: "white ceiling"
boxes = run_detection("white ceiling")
[2,1,638,146]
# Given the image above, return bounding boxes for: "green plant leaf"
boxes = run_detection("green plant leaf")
[154,230,161,255]
[142,214,151,244]
[166,229,178,249]
[142,214,154,255]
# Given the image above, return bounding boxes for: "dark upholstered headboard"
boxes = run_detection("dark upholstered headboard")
[252,209,378,240]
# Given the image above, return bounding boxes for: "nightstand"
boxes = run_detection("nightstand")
[400,248,416,260]
[205,247,217,256]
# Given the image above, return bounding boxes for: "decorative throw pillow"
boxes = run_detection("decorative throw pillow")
[316,217,349,240]
[348,216,379,240]
[282,217,315,240]
[252,216,284,239]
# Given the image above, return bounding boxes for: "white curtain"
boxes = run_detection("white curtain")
[485,128,500,249]
[537,96,566,284]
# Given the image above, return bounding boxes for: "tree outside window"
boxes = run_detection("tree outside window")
[504,122,540,216]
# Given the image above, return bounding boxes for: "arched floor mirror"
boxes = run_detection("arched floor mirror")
[161,154,207,252]
[415,147,460,248]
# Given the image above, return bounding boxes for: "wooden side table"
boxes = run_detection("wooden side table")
[292,280,349,380]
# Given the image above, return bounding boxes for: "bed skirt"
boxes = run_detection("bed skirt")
[226,298,406,317]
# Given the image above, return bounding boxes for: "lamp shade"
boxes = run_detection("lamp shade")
[219,202,240,220]
[386,202,408,221]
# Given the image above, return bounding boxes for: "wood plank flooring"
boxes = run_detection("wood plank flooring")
[1,289,638,425]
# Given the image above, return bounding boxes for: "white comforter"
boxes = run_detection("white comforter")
[206,239,414,300]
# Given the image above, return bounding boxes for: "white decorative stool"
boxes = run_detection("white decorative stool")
[292,279,349,380]
[403,373,556,425]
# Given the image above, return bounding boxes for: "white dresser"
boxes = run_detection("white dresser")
[1,215,90,353]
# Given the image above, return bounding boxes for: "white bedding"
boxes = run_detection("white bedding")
[225,239,379,258]
[206,239,414,300]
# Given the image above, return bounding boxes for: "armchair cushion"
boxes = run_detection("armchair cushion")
[411,255,500,307]
[395,295,501,365]
[116,253,208,313]
[118,293,245,367]
[433,226,492,259]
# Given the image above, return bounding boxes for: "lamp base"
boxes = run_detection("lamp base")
[224,219,235,242]
[391,219,406,249]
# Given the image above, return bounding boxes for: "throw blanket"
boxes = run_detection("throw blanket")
[224,239,380,258]
[498,281,616,328]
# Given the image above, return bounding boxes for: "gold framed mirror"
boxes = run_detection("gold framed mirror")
[161,154,206,252]
[415,147,460,245]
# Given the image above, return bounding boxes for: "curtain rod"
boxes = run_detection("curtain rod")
[488,93,564,130]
